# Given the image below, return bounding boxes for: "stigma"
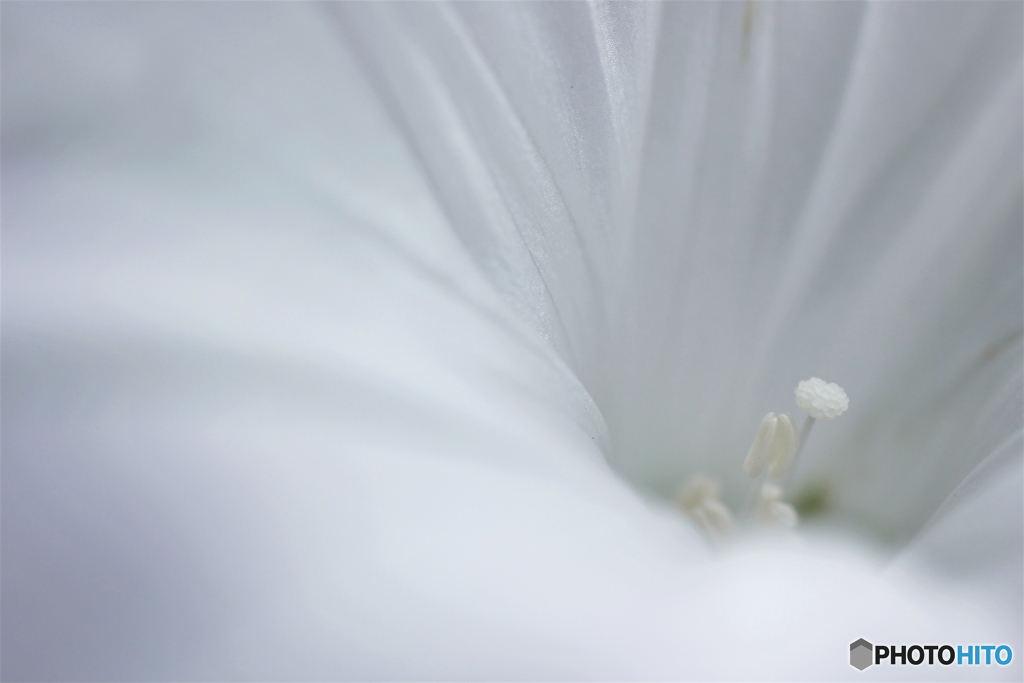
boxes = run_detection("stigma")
[795,377,849,420]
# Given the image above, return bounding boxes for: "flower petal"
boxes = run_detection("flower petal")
[889,430,1023,638]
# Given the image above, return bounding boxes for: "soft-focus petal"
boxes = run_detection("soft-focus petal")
[889,430,1024,639]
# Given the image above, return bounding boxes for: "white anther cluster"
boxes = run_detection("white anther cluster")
[675,475,732,538]
[675,378,848,542]
[743,412,799,479]
[794,377,849,420]
[755,481,798,529]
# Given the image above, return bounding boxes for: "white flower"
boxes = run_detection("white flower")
[2,1,1020,680]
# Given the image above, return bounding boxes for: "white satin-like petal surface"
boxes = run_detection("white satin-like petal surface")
[2,2,1020,681]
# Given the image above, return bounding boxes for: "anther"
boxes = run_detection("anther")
[675,475,733,538]
[743,412,799,479]
[755,481,798,528]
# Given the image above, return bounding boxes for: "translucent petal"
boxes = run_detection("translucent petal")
[888,431,1023,641]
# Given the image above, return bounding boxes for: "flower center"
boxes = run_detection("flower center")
[675,377,849,542]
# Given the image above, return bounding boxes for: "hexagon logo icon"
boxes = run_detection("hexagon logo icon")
[850,638,873,670]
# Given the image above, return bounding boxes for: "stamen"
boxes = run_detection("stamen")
[737,378,848,533]
[767,413,799,478]
[683,379,848,540]
[692,498,733,536]
[742,413,777,477]
[676,474,720,510]
[675,475,733,539]
[755,481,798,529]
[742,412,799,478]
